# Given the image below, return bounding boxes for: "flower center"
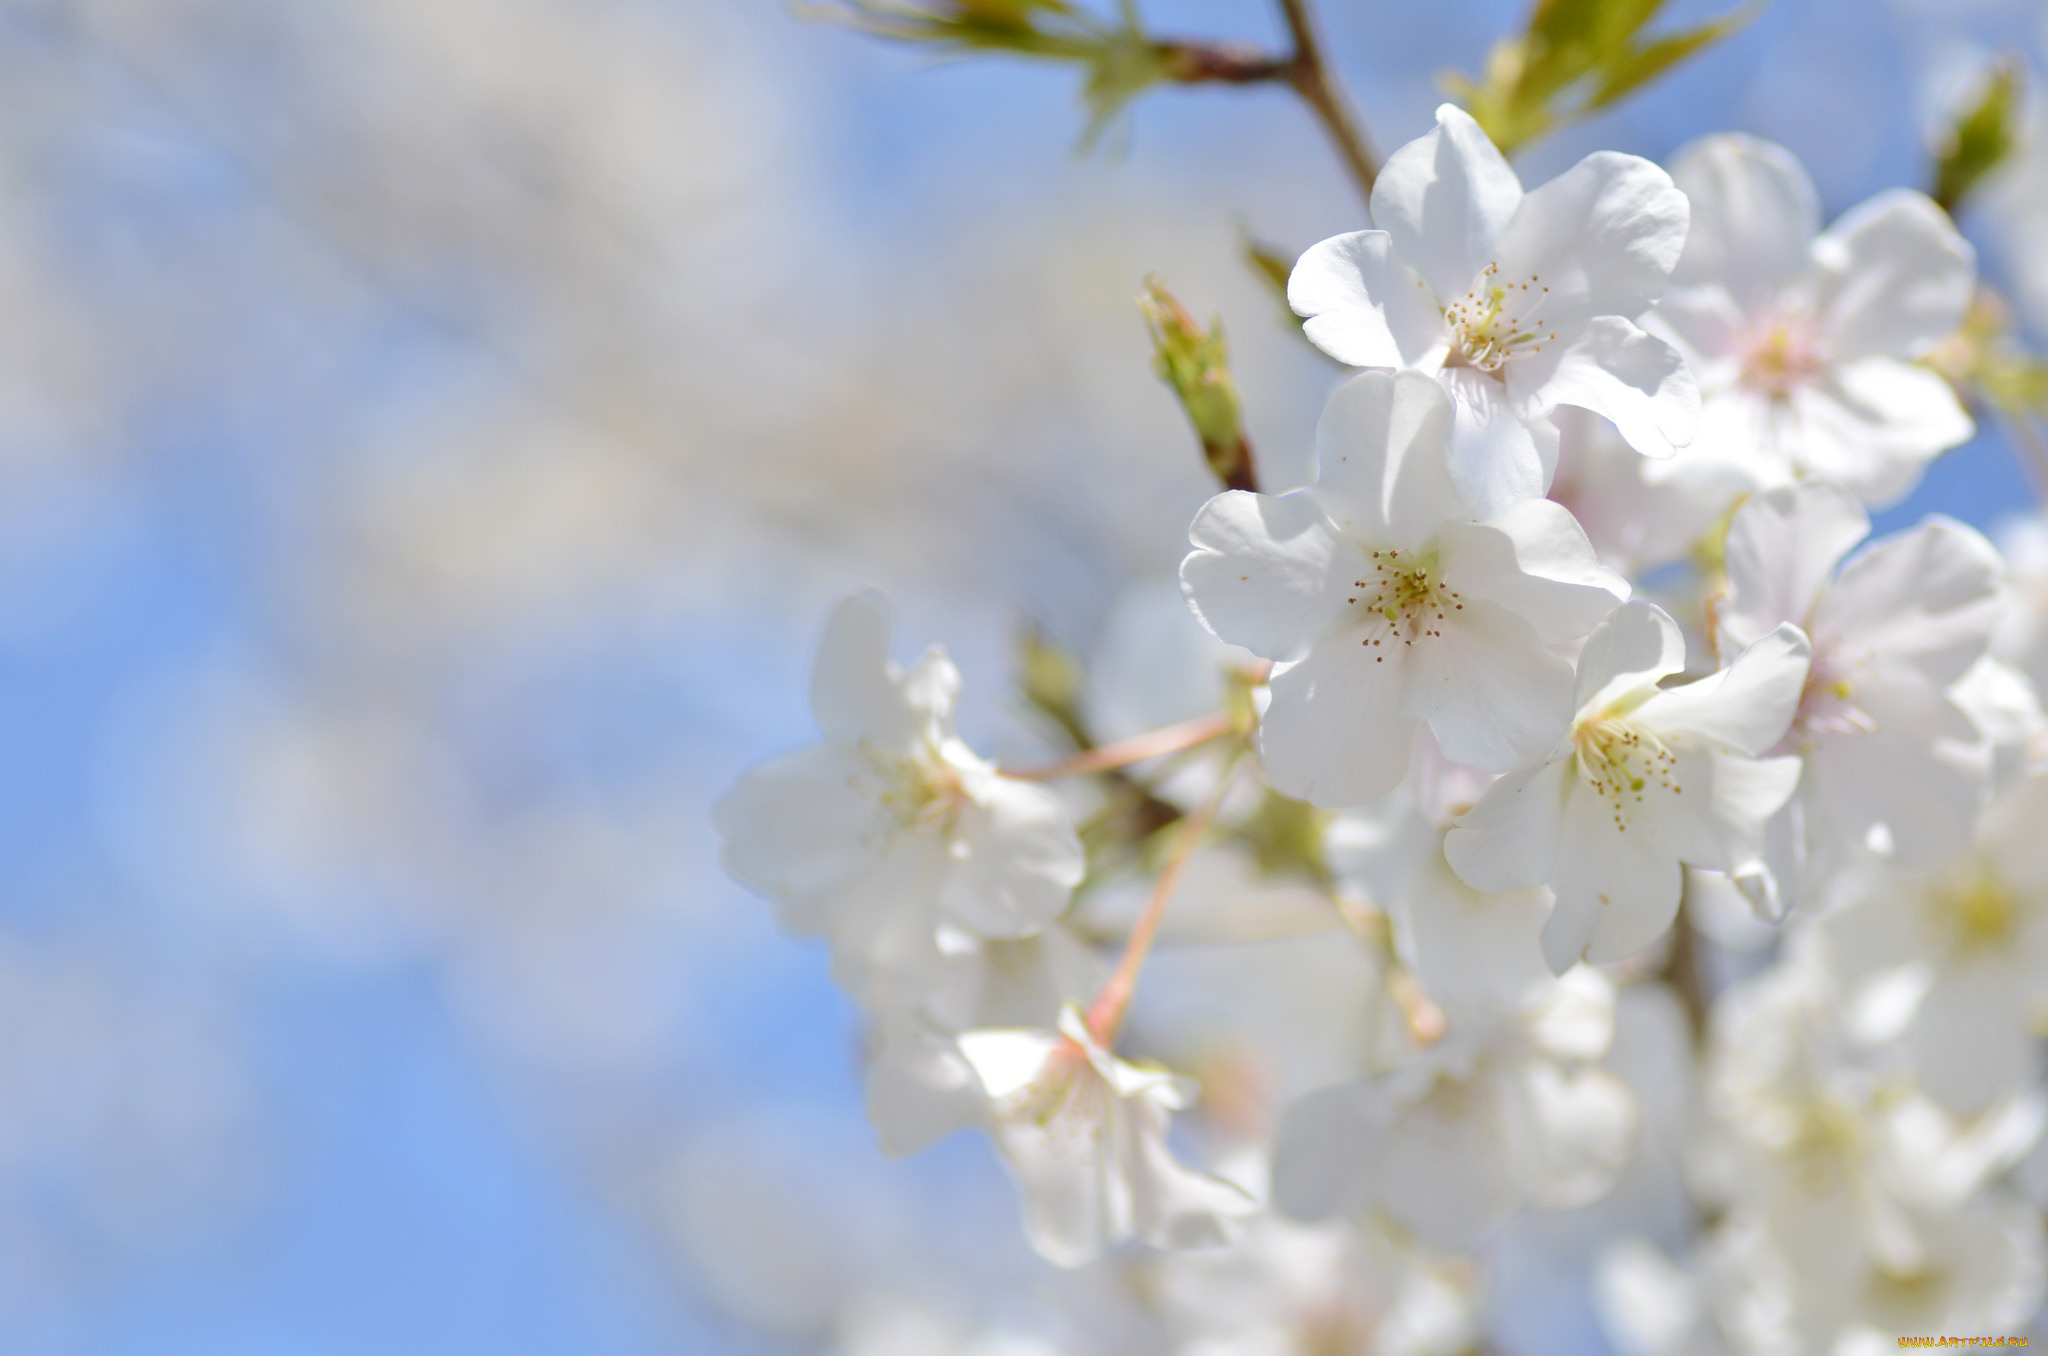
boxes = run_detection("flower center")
[1791,642,1875,744]
[1938,870,2018,951]
[1738,318,1823,397]
[1572,710,1680,831]
[1344,547,1461,663]
[1442,262,1556,374]
[865,741,971,834]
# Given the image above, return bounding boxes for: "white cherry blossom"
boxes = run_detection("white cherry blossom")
[715,593,1084,1001]
[1818,770,2048,1113]
[1445,600,1808,970]
[1717,483,2006,914]
[1288,104,1697,518]
[1271,969,1635,1250]
[958,1004,1254,1268]
[1651,134,1976,506]
[1181,370,1627,807]
[1326,738,1554,1017]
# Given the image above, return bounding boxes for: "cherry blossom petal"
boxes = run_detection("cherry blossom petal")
[1572,601,1688,716]
[937,777,1084,937]
[1810,189,1976,362]
[1258,635,1416,807]
[1637,623,1810,754]
[714,743,896,923]
[1510,316,1698,458]
[1370,104,1523,302]
[1289,231,1448,368]
[1667,134,1822,305]
[1502,1061,1639,1209]
[1312,371,1461,553]
[1182,490,1363,661]
[1437,500,1628,644]
[1401,597,1575,771]
[811,592,950,750]
[1120,1097,1256,1252]
[1543,786,1685,971]
[1441,365,1556,520]
[1365,1076,1523,1249]
[1718,482,1870,653]
[1389,838,1555,1015]
[1817,516,2006,686]
[1494,150,1690,330]
[866,1019,987,1156]
[1780,359,1974,505]
[1444,755,1574,894]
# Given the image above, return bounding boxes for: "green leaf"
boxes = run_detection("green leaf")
[1450,0,1756,156]
[1934,57,2025,215]
[1589,7,1757,108]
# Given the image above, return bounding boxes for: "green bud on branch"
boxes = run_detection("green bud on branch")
[1139,278,1258,493]
[1934,56,2024,216]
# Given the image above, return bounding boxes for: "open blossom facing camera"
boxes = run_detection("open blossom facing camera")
[1717,482,2006,912]
[1182,370,1626,806]
[1288,104,1697,517]
[714,594,1083,999]
[958,1004,1255,1268]
[1651,134,1976,506]
[1446,600,1809,970]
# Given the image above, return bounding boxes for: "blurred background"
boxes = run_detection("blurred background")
[0,0,2045,1351]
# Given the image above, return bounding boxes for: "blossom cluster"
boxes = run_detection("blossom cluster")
[719,107,2048,1350]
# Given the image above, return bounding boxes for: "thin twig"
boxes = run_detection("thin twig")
[1086,758,1242,1042]
[1004,711,1232,781]
[1272,0,1379,204]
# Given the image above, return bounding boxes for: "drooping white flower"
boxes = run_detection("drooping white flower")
[1445,600,1809,971]
[1717,482,2007,914]
[865,922,1103,1156]
[958,1004,1254,1268]
[1818,770,2048,1113]
[1181,370,1627,807]
[1650,134,1976,507]
[1288,104,1697,518]
[715,594,1084,1001]
[1271,969,1636,1250]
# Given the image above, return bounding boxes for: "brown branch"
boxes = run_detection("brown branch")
[1272,0,1379,204]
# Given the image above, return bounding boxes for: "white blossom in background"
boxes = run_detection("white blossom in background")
[1818,770,2048,1113]
[1446,600,1809,970]
[1686,954,2046,1347]
[1288,104,1697,518]
[1651,134,1976,507]
[715,593,1084,1001]
[958,1004,1255,1268]
[1148,1212,1479,1356]
[1547,407,1749,575]
[1717,482,2007,913]
[1325,735,1554,1016]
[1271,969,1636,1249]
[1182,370,1627,806]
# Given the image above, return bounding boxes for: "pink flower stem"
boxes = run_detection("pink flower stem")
[1004,712,1232,782]
[1084,758,1241,1045]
